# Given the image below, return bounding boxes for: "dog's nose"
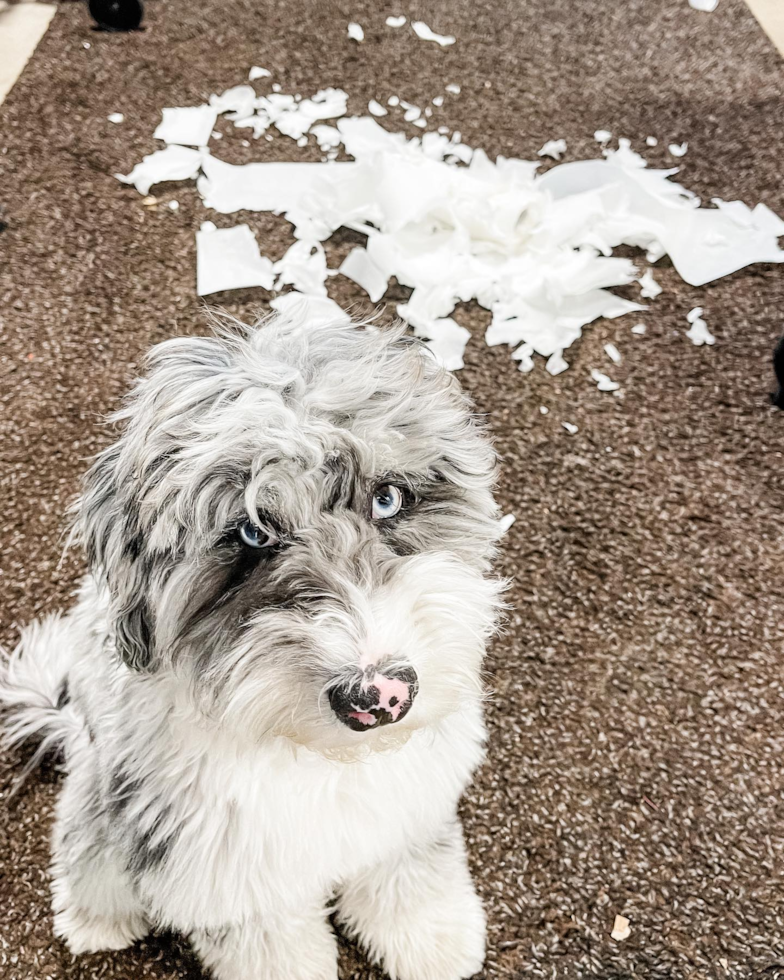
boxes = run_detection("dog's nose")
[329,665,418,732]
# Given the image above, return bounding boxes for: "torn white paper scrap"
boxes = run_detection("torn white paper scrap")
[422,319,471,371]
[611,915,631,942]
[197,156,353,216]
[154,106,218,147]
[662,200,784,286]
[368,99,388,117]
[639,269,662,299]
[686,306,715,346]
[310,88,349,114]
[339,248,389,302]
[449,142,473,164]
[562,422,578,435]
[605,137,647,169]
[594,130,612,143]
[412,21,456,46]
[689,0,718,10]
[108,112,124,124]
[538,139,567,160]
[646,136,658,146]
[445,83,461,94]
[386,15,406,27]
[348,22,364,42]
[116,145,202,196]
[711,197,754,228]
[498,513,516,534]
[196,223,275,296]
[668,141,688,157]
[604,343,621,364]
[275,240,328,296]
[263,88,348,141]
[631,323,647,335]
[513,342,535,373]
[311,124,342,150]
[270,292,350,327]
[546,350,568,375]
[249,66,271,80]
[210,85,257,118]
[591,369,620,392]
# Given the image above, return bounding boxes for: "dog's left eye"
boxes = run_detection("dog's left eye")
[372,485,404,520]
[238,521,277,549]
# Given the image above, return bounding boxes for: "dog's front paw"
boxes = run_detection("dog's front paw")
[338,823,487,980]
[375,885,486,980]
[54,905,149,954]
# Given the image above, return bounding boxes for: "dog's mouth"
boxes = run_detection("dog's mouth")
[329,666,418,732]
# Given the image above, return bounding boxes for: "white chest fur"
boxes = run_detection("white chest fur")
[131,708,486,929]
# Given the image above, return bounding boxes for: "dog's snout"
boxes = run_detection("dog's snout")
[329,665,418,732]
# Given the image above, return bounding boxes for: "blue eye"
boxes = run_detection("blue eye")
[238,521,277,549]
[372,484,404,520]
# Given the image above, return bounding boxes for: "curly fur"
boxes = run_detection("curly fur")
[1,309,503,980]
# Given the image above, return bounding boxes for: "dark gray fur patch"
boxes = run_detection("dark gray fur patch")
[108,767,144,819]
[323,449,364,512]
[108,769,178,877]
[55,680,70,710]
[126,821,176,877]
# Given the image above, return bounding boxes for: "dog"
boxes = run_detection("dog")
[0,309,503,980]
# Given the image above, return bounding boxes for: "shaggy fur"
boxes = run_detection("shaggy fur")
[0,310,503,980]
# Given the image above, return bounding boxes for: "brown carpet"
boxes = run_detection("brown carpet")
[1,1,784,978]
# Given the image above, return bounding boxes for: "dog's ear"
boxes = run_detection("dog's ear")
[77,334,236,671]
[79,443,158,671]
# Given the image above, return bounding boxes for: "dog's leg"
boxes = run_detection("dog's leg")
[50,748,150,953]
[337,819,486,980]
[190,906,338,980]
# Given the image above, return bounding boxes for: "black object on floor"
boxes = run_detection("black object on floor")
[772,335,784,409]
[88,0,144,32]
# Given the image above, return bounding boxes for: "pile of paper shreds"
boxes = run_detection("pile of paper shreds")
[117,79,784,373]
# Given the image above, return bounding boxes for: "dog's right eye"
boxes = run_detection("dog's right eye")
[237,521,277,549]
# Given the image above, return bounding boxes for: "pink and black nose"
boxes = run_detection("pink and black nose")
[329,665,418,732]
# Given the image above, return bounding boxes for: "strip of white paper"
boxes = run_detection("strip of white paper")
[154,106,218,147]
[196,223,275,296]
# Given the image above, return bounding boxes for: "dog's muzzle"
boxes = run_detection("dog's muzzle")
[329,665,419,732]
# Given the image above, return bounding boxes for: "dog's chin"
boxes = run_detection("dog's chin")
[221,700,424,760]
[208,684,475,761]
[281,722,416,762]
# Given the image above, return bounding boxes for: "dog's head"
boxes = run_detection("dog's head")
[79,311,502,755]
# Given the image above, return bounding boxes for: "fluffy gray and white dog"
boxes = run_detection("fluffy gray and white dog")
[0,308,503,980]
